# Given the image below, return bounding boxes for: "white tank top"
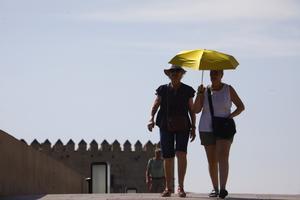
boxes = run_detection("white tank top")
[198,83,232,132]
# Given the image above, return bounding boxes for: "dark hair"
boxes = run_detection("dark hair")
[210,70,223,75]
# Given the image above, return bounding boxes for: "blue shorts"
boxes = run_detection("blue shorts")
[159,129,190,158]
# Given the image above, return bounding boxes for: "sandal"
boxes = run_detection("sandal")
[177,187,186,198]
[209,189,219,197]
[219,189,228,199]
[161,189,172,197]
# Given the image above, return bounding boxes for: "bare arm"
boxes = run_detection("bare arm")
[145,160,152,189]
[147,96,161,132]
[192,85,205,114]
[188,97,196,142]
[228,85,245,118]
[145,166,150,183]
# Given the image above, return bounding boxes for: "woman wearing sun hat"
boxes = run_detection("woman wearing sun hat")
[147,65,196,198]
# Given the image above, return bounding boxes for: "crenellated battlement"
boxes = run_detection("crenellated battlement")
[28,139,157,153]
[23,138,161,193]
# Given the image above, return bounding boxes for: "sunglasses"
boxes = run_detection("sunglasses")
[169,69,183,74]
[210,70,223,75]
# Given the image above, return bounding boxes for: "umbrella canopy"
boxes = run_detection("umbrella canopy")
[168,49,239,70]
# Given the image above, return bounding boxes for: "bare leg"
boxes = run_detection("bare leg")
[204,145,219,190]
[216,139,231,190]
[164,157,174,190]
[176,151,187,188]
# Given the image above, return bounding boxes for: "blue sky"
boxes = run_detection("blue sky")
[1,0,300,194]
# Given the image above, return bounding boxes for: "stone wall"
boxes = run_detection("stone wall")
[28,138,161,193]
[0,130,86,197]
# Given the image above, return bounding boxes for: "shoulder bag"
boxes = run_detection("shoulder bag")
[207,87,236,139]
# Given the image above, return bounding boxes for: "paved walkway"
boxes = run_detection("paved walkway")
[1,193,299,200]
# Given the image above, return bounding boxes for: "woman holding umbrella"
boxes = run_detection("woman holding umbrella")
[147,65,196,198]
[193,70,245,198]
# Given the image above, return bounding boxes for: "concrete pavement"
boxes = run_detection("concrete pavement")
[1,193,300,200]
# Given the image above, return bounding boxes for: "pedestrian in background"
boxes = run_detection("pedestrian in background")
[145,148,165,193]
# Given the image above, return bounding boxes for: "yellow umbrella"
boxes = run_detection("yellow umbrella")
[169,49,239,83]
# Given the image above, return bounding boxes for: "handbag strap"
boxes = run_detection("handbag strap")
[167,84,170,118]
[207,87,215,117]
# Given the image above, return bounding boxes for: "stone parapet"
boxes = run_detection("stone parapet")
[0,130,86,197]
[29,139,156,153]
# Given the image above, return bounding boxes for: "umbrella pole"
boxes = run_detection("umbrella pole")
[201,70,204,85]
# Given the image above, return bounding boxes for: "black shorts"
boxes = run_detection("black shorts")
[199,131,234,146]
[159,129,189,158]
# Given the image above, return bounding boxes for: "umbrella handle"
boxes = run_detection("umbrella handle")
[201,70,204,85]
